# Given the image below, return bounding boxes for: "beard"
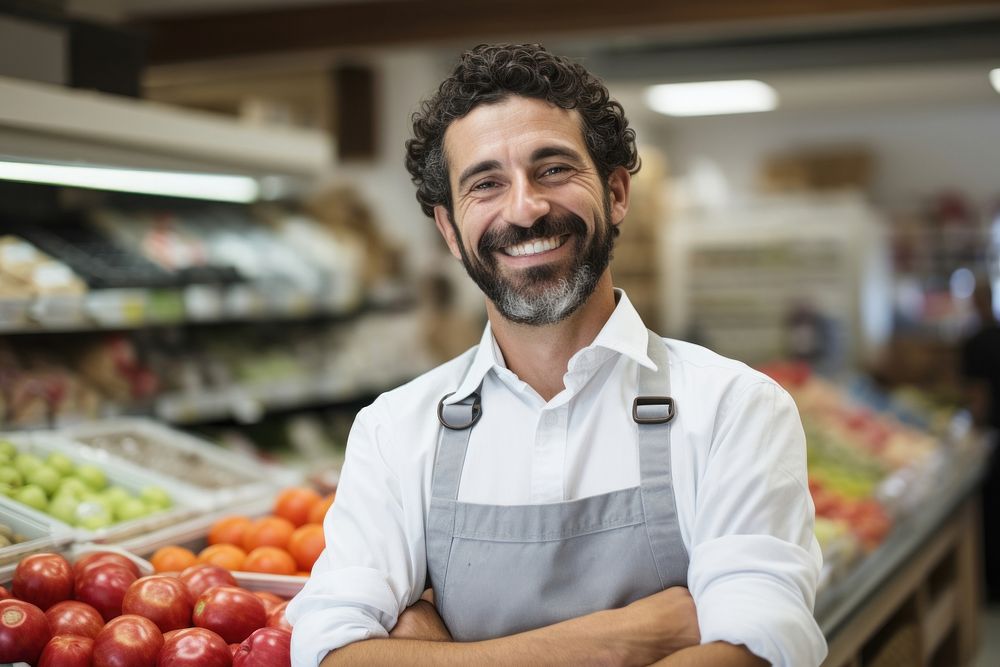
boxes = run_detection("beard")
[451,196,617,326]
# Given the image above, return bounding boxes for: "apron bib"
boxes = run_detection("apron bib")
[426,331,688,641]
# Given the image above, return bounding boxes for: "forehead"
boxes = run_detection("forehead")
[442,96,588,176]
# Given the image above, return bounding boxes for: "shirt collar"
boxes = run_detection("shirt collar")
[580,288,657,372]
[445,288,656,404]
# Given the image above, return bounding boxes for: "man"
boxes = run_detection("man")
[287,43,827,666]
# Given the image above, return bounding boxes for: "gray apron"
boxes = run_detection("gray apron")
[426,331,689,641]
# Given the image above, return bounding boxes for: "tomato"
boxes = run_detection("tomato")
[272,488,322,527]
[306,493,336,526]
[150,546,198,574]
[208,516,252,547]
[198,544,247,571]
[287,524,325,572]
[242,547,297,576]
[242,517,295,552]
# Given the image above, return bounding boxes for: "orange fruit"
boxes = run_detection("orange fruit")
[242,516,295,552]
[197,543,247,571]
[243,546,297,575]
[287,523,326,571]
[307,492,336,525]
[150,545,198,573]
[273,487,323,527]
[208,515,252,546]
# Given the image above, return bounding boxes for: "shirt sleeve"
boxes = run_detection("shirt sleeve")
[687,380,828,667]
[286,398,425,667]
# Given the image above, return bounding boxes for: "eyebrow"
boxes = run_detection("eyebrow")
[457,160,501,190]
[531,146,584,163]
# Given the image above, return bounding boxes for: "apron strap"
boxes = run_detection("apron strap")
[636,330,690,587]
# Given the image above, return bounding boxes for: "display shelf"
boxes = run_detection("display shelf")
[0,75,332,177]
[154,367,422,425]
[0,288,415,334]
[817,443,988,667]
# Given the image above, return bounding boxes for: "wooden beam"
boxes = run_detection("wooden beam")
[139,0,1000,64]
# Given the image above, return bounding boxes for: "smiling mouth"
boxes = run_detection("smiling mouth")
[502,234,569,257]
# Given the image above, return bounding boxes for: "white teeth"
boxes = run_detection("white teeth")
[503,235,565,257]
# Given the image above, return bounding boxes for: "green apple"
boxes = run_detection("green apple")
[76,464,107,491]
[13,453,43,477]
[75,501,114,530]
[139,486,172,510]
[101,486,132,508]
[26,465,61,496]
[48,494,80,525]
[45,452,75,477]
[114,498,149,522]
[14,484,48,512]
[0,440,16,459]
[0,482,14,497]
[56,477,89,499]
[0,467,22,487]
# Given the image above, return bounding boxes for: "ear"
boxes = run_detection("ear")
[607,166,631,228]
[433,205,463,260]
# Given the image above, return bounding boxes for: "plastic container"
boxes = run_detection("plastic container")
[0,431,202,544]
[0,496,74,567]
[62,418,300,510]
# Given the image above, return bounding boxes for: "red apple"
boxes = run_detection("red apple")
[266,601,292,631]
[0,585,10,600]
[74,551,142,579]
[179,564,237,600]
[0,598,52,664]
[193,586,266,644]
[75,563,138,622]
[157,627,232,667]
[254,590,284,614]
[93,614,164,667]
[39,634,95,667]
[46,600,105,639]
[232,627,291,667]
[123,575,193,633]
[229,643,241,657]
[13,552,75,610]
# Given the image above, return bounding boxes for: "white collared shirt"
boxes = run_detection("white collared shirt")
[287,290,827,666]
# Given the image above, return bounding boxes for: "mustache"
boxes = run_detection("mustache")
[478,214,587,255]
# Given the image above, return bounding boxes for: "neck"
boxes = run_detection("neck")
[487,273,617,402]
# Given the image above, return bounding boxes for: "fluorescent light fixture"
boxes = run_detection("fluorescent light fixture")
[645,80,778,117]
[991,68,1000,94]
[0,160,259,203]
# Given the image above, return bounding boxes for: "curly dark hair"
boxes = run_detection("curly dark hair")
[405,43,640,218]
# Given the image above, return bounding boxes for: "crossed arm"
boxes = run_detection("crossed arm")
[319,587,767,667]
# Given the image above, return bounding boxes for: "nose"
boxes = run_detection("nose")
[502,175,550,228]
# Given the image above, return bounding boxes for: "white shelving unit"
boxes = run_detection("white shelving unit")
[0,75,333,176]
[661,193,894,371]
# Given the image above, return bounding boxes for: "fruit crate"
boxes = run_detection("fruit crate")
[0,431,203,544]
[0,497,74,567]
[61,417,301,511]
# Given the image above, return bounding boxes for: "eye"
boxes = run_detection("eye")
[471,180,499,192]
[540,165,572,179]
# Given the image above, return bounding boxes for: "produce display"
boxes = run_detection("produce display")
[763,362,957,588]
[0,549,293,666]
[0,439,173,530]
[0,521,28,548]
[148,486,334,578]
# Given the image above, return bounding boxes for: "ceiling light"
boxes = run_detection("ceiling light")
[0,160,259,203]
[645,80,778,117]
[991,68,1000,94]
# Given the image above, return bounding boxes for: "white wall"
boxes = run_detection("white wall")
[641,100,1000,212]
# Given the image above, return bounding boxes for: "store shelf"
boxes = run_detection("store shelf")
[0,75,333,176]
[0,287,410,334]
